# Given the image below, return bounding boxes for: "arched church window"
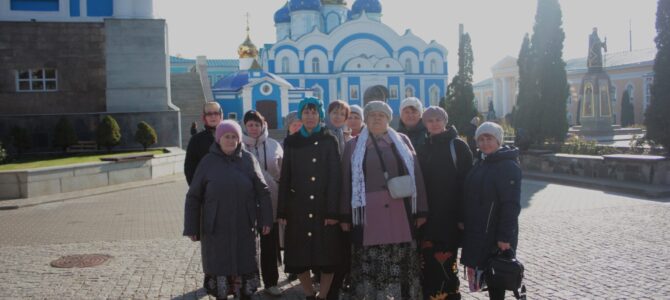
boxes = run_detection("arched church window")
[312,57,320,73]
[281,57,290,73]
[430,59,437,73]
[626,84,635,104]
[405,86,414,97]
[429,86,440,106]
[405,59,413,73]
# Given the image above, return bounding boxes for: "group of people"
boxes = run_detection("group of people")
[183,96,522,300]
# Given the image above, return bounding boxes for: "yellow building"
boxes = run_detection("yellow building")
[474,48,655,125]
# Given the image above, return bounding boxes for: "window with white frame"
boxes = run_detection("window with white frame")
[16,68,57,92]
[429,86,440,106]
[228,112,238,120]
[405,86,414,97]
[644,77,652,110]
[312,57,320,73]
[405,59,413,73]
[281,57,290,73]
[430,59,437,74]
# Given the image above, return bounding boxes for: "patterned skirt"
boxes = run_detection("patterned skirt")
[348,242,423,300]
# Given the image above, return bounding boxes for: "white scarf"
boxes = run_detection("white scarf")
[351,127,416,225]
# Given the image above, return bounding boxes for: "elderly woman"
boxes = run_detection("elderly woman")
[397,97,428,153]
[340,101,428,299]
[277,97,343,300]
[184,120,273,300]
[241,110,284,296]
[417,106,473,300]
[346,105,365,138]
[461,122,522,300]
[326,99,351,154]
[284,111,302,138]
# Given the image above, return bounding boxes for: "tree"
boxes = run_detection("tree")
[53,117,78,153]
[10,126,31,156]
[444,32,478,131]
[96,115,122,152]
[645,0,670,155]
[620,90,635,127]
[515,0,569,146]
[135,121,158,151]
[0,142,7,164]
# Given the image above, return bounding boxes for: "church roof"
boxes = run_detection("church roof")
[289,0,321,12]
[352,0,382,15]
[212,70,293,91]
[170,56,239,68]
[274,3,290,23]
[565,48,655,72]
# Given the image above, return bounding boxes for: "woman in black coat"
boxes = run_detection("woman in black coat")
[277,97,342,300]
[184,120,273,300]
[417,106,473,300]
[461,122,522,300]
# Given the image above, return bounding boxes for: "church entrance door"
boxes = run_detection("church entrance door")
[363,85,389,105]
[256,100,278,129]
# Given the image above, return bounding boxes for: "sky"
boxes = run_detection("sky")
[153,0,658,82]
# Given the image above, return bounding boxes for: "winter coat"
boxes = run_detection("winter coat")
[397,120,428,154]
[460,146,522,269]
[417,126,473,251]
[277,128,343,269]
[243,127,283,220]
[183,143,273,276]
[184,127,215,185]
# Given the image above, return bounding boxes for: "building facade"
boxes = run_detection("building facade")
[474,48,655,126]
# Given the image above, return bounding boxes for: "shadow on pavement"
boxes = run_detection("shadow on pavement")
[520,179,549,210]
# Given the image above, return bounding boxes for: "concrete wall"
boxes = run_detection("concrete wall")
[105,18,174,113]
[0,111,181,153]
[0,21,106,114]
[520,152,670,186]
[170,73,207,148]
[0,147,184,200]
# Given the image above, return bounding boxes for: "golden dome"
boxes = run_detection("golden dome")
[238,35,258,59]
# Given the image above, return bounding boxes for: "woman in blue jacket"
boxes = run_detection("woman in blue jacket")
[461,122,522,300]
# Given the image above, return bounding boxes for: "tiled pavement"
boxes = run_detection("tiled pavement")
[0,178,668,299]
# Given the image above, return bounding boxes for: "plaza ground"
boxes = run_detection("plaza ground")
[0,176,668,299]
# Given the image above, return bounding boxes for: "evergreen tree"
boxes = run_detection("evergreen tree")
[135,121,158,151]
[53,117,78,153]
[520,0,569,145]
[645,0,670,154]
[96,115,122,152]
[513,33,540,141]
[620,90,635,127]
[444,32,478,131]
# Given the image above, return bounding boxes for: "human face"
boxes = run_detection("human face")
[346,113,363,132]
[245,120,263,139]
[366,111,389,136]
[203,109,222,127]
[424,117,446,136]
[219,132,239,155]
[400,106,421,128]
[328,108,347,128]
[301,108,320,132]
[288,120,302,134]
[477,134,500,155]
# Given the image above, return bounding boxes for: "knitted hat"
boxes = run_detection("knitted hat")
[475,121,504,145]
[298,97,325,120]
[422,106,448,123]
[243,110,266,125]
[364,101,393,122]
[400,97,424,116]
[285,111,300,127]
[215,120,242,144]
[349,105,364,121]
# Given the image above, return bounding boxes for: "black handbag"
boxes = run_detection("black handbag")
[487,249,526,299]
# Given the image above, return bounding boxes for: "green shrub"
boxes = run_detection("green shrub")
[53,117,78,153]
[560,136,620,156]
[0,142,6,164]
[96,116,121,152]
[134,121,158,151]
[10,126,32,156]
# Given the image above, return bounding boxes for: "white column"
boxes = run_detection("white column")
[493,78,499,117]
[133,0,154,19]
[113,0,134,18]
[502,77,508,116]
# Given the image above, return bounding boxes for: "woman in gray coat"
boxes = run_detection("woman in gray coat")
[184,120,273,300]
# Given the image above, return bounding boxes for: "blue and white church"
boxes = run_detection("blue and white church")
[214,0,449,129]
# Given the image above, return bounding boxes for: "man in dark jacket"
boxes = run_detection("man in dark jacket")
[184,102,222,185]
[183,101,222,296]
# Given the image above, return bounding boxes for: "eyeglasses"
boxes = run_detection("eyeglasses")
[204,112,221,117]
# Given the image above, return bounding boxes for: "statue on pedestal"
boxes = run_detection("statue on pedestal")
[587,27,608,70]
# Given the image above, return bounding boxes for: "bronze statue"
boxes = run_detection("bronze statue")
[588,27,608,69]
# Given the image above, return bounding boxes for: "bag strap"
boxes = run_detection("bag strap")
[450,138,458,170]
[370,135,390,180]
[513,284,527,299]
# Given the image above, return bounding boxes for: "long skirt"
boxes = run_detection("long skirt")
[349,242,422,300]
[420,240,461,300]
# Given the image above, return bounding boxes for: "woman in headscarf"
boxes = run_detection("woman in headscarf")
[461,122,522,300]
[277,97,343,300]
[397,97,428,154]
[346,105,365,138]
[417,106,473,299]
[241,110,284,297]
[340,101,428,299]
[184,120,273,300]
